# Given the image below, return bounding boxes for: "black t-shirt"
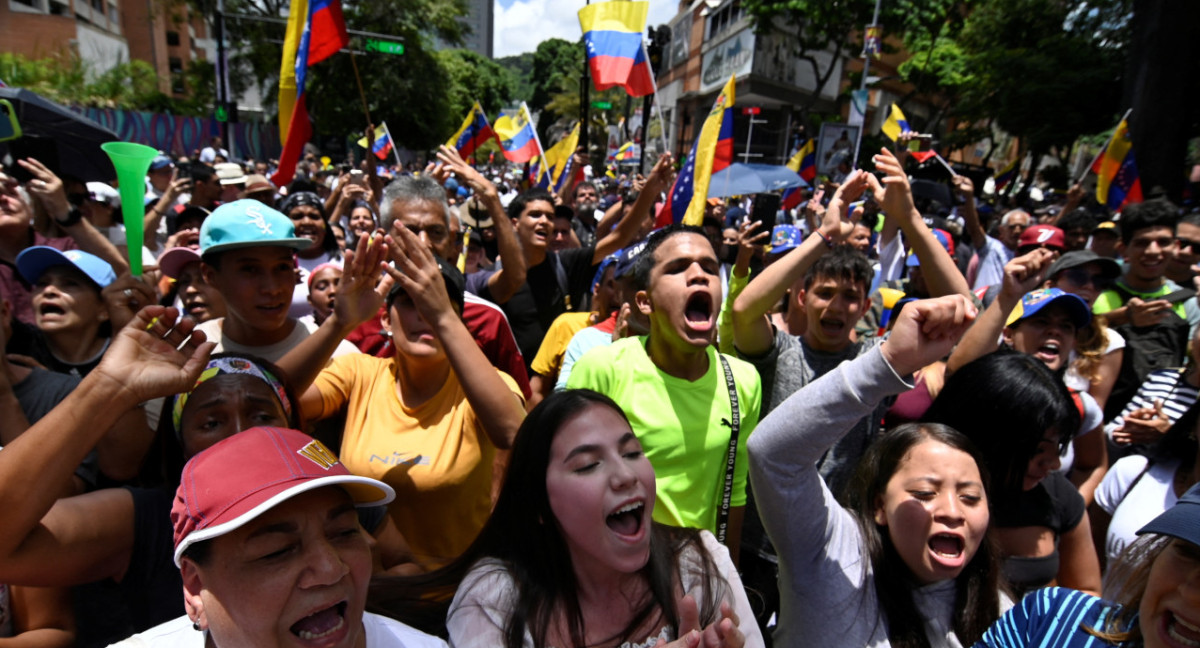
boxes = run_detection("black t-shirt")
[469,246,598,365]
[992,471,1086,597]
[10,368,99,489]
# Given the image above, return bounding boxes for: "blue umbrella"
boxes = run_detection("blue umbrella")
[707,162,808,198]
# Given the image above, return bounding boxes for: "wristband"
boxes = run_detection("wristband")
[815,230,834,249]
[55,208,83,227]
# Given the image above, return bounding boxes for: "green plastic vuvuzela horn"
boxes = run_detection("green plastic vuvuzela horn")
[101,142,158,277]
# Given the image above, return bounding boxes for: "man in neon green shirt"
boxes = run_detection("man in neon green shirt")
[568,225,761,560]
[1092,199,1200,334]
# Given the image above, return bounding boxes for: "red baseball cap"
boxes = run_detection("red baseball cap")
[1018,224,1066,251]
[171,426,393,566]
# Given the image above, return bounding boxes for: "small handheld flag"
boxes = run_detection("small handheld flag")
[881,104,911,142]
[994,157,1019,191]
[357,123,392,160]
[446,101,498,160]
[494,105,540,164]
[1091,117,1143,210]
[782,139,816,210]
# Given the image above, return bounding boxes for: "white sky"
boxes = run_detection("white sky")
[494,0,680,59]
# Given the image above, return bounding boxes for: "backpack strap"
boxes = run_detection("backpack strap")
[716,354,741,546]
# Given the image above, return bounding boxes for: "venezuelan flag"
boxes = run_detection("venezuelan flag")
[993,156,1019,191]
[356,123,392,160]
[1092,117,1143,210]
[446,102,497,160]
[271,0,348,187]
[781,139,816,210]
[578,1,654,98]
[494,105,539,164]
[881,104,911,142]
[656,75,736,228]
[543,123,580,191]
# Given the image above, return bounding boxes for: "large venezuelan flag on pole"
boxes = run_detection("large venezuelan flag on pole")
[578,1,654,98]
[446,101,498,159]
[781,139,816,210]
[1091,117,1143,210]
[272,0,348,187]
[656,75,736,228]
[546,123,582,192]
[494,104,540,164]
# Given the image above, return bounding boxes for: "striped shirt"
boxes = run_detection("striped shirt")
[974,587,1128,647]
[1105,368,1199,441]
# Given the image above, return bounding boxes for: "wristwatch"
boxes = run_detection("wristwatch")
[55,208,83,227]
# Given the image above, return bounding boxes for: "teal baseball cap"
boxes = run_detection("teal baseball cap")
[199,199,312,258]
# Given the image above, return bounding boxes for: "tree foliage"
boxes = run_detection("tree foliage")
[495,52,534,103]
[0,52,214,115]
[528,38,585,142]
[436,49,514,120]
[217,0,470,149]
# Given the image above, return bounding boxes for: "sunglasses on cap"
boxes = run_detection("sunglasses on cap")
[1058,266,1113,290]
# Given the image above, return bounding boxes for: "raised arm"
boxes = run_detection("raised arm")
[18,158,129,275]
[593,154,675,263]
[868,148,971,298]
[278,232,389,395]
[748,296,975,604]
[385,227,525,449]
[731,171,865,356]
[436,146,527,302]
[0,307,213,585]
[956,169,988,251]
[946,248,1055,375]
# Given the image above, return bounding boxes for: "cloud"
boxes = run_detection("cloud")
[494,0,681,59]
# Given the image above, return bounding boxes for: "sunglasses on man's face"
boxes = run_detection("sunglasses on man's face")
[1177,238,1200,253]
[1060,266,1112,290]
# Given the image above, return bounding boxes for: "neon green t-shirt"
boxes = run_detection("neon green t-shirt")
[567,336,762,534]
[1093,281,1187,319]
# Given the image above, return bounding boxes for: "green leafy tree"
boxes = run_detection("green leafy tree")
[216,0,469,149]
[436,49,515,120]
[495,52,534,103]
[528,38,585,142]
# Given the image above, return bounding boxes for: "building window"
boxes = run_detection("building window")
[90,0,100,11]
[48,0,68,15]
[10,0,47,11]
[166,30,180,46]
[108,3,117,22]
[168,57,183,73]
[706,1,744,41]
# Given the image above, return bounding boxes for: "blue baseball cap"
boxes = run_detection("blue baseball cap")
[1138,482,1200,546]
[906,228,955,267]
[200,199,312,257]
[1005,287,1092,328]
[613,240,649,279]
[16,247,117,289]
[150,154,173,171]
[770,224,801,254]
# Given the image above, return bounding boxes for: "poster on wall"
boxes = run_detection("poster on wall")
[815,123,859,178]
[701,29,754,94]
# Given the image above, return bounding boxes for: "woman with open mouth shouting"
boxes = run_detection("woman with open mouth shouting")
[370,389,759,647]
[748,294,1009,648]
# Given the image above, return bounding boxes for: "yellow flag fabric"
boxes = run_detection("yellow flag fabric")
[546,123,580,189]
[682,74,736,226]
[881,104,911,142]
[277,0,308,142]
[356,124,389,149]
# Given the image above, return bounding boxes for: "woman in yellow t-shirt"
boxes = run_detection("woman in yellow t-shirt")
[300,227,526,571]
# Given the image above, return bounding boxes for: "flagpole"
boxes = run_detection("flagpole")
[642,39,670,162]
[383,120,402,170]
[523,101,549,188]
[1077,108,1132,184]
[349,53,373,129]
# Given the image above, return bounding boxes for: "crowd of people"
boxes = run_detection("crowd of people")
[1,132,1199,648]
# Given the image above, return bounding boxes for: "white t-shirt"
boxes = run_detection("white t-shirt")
[1094,454,1180,564]
[1064,327,1125,392]
[109,612,447,647]
[1057,390,1104,475]
[195,317,359,364]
